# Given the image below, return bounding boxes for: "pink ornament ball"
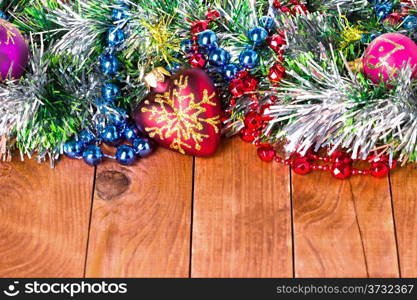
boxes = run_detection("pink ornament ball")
[0,19,29,81]
[363,33,417,84]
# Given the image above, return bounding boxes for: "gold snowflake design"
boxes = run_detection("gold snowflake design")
[141,75,220,154]
[0,19,16,45]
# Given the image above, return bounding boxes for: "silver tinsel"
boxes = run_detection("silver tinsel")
[266,45,417,164]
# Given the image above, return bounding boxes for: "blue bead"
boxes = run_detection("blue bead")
[100,125,122,146]
[116,145,137,165]
[403,15,417,31]
[0,10,6,20]
[112,8,127,21]
[259,16,276,32]
[132,138,153,157]
[107,26,125,47]
[248,27,268,44]
[109,107,128,126]
[198,30,218,49]
[223,64,239,80]
[239,49,259,69]
[102,83,120,102]
[64,139,85,159]
[375,3,392,19]
[82,145,103,166]
[208,48,230,67]
[180,39,193,53]
[79,129,96,145]
[100,54,120,75]
[123,124,139,142]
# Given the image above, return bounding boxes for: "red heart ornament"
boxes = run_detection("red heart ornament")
[134,69,222,157]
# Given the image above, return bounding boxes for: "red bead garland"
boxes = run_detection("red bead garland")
[252,143,396,179]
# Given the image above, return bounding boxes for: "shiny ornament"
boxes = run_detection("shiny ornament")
[244,112,263,130]
[267,34,286,53]
[100,54,119,75]
[370,162,390,178]
[123,124,139,142]
[0,19,29,81]
[292,157,312,175]
[100,125,122,146]
[331,163,352,179]
[189,53,206,68]
[107,27,125,47]
[223,64,239,80]
[102,83,120,102]
[111,8,127,21]
[79,129,96,145]
[64,140,85,159]
[268,62,285,82]
[132,137,153,157]
[239,49,259,69]
[259,16,276,32]
[257,146,275,162]
[82,145,103,166]
[248,27,268,45]
[116,145,137,165]
[135,68,222,156]
[362,33,417,84]
[208,48,230,67]
[197,30,217,49]
[180,39,193,53]
[403,15,417,31]
[109,107,128,126]
[0,10,6,20]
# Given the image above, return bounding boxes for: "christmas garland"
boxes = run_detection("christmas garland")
[1,0,417,179]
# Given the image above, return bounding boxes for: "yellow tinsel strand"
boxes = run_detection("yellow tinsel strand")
[339,15,367,49]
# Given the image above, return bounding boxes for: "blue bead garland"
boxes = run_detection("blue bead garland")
[64,3,154,166]
[181,15,276,82]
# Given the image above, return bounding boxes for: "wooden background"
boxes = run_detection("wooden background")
[0,137,416,278]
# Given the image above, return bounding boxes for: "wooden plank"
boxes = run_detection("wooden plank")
[292,168,399,277]
[85,148,193,278]
[192,138,293,277]
[0,157,94,277]
[390,166,417,278]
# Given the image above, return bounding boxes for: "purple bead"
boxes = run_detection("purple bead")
[0,19,29,81]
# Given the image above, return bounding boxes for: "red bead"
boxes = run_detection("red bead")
[191,20,208,34]
[281,6,293,14]
[331,151,351,164]
[275,156,283,163]
[267,34,286,53]
[257,146,276,162]
[268,62,286,83]
[292,157,311,175]
[240,129,258,143]
[206,9,221,20]
[242,74,259,92]
[331,163,352,179]
[244,112,263,130]
[273,0,282,9]
[352,169,359,176]
[370,162,390,178]
[229,78,245,98]
[189,53,206,68]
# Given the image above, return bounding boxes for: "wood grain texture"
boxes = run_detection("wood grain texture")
[390,166,417,278]
[85,148,193,278]
[0,158,94,277]
[192,138,292,278]
[292,170,399,278]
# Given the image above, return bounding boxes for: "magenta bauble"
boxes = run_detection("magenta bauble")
[0,19,29,81]
[363,33,417,84]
